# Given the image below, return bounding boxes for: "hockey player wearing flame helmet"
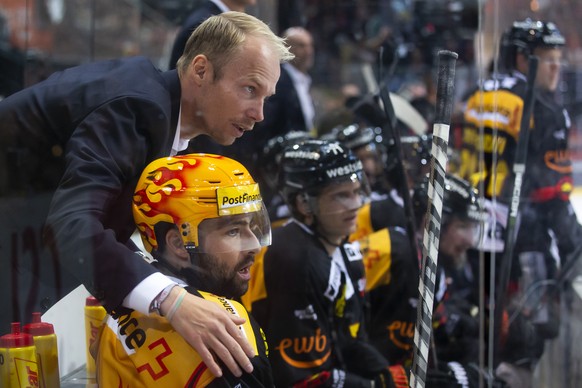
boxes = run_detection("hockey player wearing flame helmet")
[132,154,270,258]
[97,154,274,387]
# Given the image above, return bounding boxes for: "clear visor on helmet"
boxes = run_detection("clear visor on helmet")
[440,204,484,249]
[470,221,483,248]
[193,204,272,254]
[440,216,483,251]
[191,183,271,254]
[458,219,483,248]
[306,170,371,216]
[467,207,485,248]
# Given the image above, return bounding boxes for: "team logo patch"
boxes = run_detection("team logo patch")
[276,329,331,368]
[217,184,262,215]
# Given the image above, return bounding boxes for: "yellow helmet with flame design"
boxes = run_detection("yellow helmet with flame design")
[133,154,271,253]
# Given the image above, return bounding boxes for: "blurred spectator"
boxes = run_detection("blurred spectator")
[276,0,304,34]
[168,0,256,70]
[0,12,24,98]
[261,26,316,134]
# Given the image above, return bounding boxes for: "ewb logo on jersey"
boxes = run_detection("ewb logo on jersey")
[387,320,414,350]
[275,329,331,368]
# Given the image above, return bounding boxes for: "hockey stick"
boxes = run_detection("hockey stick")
[361,63,429,135]
[356,47,422,262]
[493,55,539,360]
[409,50,458,388]
[377,82,422,261]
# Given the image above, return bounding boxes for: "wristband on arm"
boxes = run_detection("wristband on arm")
[150,284,178,316]
[166,288,187,322]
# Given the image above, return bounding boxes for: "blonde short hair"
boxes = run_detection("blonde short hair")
[176,11,294,78]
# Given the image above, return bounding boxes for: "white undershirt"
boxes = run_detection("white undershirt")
[283,63,315,131]
[171,107,190,155]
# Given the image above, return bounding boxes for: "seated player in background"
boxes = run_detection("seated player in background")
[245,139,408,387]
[255,130,313,226]
[412,174,483,365]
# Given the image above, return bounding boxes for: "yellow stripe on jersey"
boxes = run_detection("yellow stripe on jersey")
[349,322,361,339]
[359,228,392,291]
[199,291,259,356]
[350,202,373,242]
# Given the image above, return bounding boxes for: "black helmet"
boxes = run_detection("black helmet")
[400,134,432,186]
[332,123,391,164]
[278,139,368,205]
[333,124,376,151]
[501,19,565,70]
[259,131,313,191]
[413,173,482,225]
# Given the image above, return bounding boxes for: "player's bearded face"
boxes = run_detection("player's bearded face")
[195,251,255,298]
[187,212,267,298]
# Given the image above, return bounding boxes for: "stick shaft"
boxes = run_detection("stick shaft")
[493,55,539,360]
[410,50,458,388]
[378,86,421,260]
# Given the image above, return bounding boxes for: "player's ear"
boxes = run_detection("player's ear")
[165,228,190,262]
[296,193,314,225]
[515,52,529,74]
[296,193,311,215]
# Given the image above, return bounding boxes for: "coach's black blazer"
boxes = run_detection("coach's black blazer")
[0,56,181,314]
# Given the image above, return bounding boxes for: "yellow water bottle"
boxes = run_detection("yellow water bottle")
[0,322,40,387]
[84,296,107,379]
[0,331,8,388]
[23,313,60,388]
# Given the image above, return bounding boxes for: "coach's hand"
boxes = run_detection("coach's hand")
[161,287,255,378]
